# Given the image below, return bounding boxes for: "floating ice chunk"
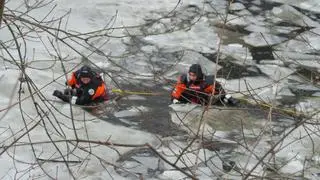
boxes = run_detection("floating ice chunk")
[169,103,200,112]
[272,51,320,69]
[300,0,320,13]
[230,2,246,11]
[95,62,111,68]
[272,26,300,34]
[205,156,224,173]
[224,76,293,104]
[313,92,320,97]
[125,95,147,100]
[276,124,320,176]
[118,118,139,126]
[114,106,149,117]
[277,86,295,96]
[226,14,249,26]
[249,5,261,12]
[276,39,312,54]
[143,20,219,53]
[255,84,284,103]
[256,64,295,81]
[245,24,270,33]
[259,60,285,66]
[207,0,228,15]
[159,170,186,180]
[122,161,142,170]
[289,84,320,97]
[276,27,320,54]
[196,167,217,180]
[237,9,253,16]
[141,45,158,53]
[271,4,320,27]
[245,24,299,34]
[252,0,261,5]
[225,14,265,26]
[280,160,304,174]
[235,155,265,177]
[170,103,261,141]
[243,32,287,47]
[224,76,273,93]
[221,44,253,64]
[118,155,161,177]
[295,100,315,113]
[118,54,156,76]
[267,0,320,14]
[160,143,218,170]
[131,156,159,170]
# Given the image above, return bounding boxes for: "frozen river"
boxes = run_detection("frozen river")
[0,0,320,179]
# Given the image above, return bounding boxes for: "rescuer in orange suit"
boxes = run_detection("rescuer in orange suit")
[53,65,108,105]
[171,64,238,105]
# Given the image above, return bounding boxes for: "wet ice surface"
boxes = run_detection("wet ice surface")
[1,0,320,179]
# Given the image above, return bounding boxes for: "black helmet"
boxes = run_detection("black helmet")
[79,65,93,78]
[189,64,203,80]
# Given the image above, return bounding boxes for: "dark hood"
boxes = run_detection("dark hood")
[78,65,94,78]
[189,64,203,80]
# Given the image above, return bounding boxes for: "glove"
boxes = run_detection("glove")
[53,90,70,102]
[223,94,239,106]
[172,99,180,104]
[70,96,77,104]
[53,90,63,98]
[228,97,239,106]
[64,89,71,95]
[64,88,76,96]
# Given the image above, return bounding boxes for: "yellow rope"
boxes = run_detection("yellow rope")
[237,97,306,118]
[111,88,163,96]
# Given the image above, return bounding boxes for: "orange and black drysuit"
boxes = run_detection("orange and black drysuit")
[171,74,226,105]
[53,66,108,105]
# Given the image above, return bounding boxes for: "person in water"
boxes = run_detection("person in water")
[53,65,108,105]
[171,64,238,105]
